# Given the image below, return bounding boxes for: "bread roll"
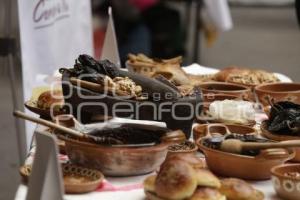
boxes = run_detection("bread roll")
[219,178,264,200]
[194,169,221,188]
[144,175,156,193]
[165,153,206,169]
[189,188,226,200]
[155,159,197,200]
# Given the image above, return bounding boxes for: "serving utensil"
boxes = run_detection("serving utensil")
[13,110,123,145]
[14,111,185,147]
[220,139,300,154]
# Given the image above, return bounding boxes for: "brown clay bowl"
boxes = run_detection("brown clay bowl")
[60,136,169,176]
[271,164,300,200]
[193,123,256,142]
[196,138,295,180]
[261,120,300,162]
[198,82,253,100]
[19,163,104,194]
[255,82,300,106]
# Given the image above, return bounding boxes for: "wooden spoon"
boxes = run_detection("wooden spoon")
[13,110,123,144]
[221,139,300,154]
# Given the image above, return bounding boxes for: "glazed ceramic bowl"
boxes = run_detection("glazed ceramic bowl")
[59,135,169,176]
[198,82,252,100]
[196,138,295,180]
[19,163,104,194]
[271,164,300,200]
[255,83,300,106]
[193,123,256,142]
[261,120,300,162]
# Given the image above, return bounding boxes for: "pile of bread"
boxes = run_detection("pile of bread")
[144,154,264,200]
[127,54,279,87]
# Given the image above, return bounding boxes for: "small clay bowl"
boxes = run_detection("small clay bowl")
[271,164,300,200]
[198,82,252,100]
[196,138,295,180]
[60,135,169,176]
[193,123,256,142]
[167,140,198,157]
[19,164,104,194]
[261,120,300,162]
[255,82,300,106]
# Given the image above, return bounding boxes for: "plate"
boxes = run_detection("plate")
[19,164,104,194]
[24,100,66,119]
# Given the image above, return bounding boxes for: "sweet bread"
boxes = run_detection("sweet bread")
[155,159,197,200]
[194,168,221,188]
[219,178,264,200]
[189,188,226,200]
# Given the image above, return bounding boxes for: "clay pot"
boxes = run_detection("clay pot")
[193,123,256,142]
[255,82,300,106]
[60,136,169,176]
[198,82,252,100]
[167,141,198,158]
[196,138,295,180]
[271,164,300,200]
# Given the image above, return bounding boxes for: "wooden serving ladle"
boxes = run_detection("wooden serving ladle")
[13,111,185,147]
[13,110,123,145]
[221,139,300,154]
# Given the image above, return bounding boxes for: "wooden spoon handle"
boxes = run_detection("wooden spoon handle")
[242,140,300,151]
[13,110,84,138]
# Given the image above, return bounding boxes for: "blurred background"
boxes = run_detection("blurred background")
[0,0,300,199]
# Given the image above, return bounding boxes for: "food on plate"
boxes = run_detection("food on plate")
[219,178,264,200]
[37,89,64,111]
[208,100,255,125]
[266,101,300,135]
[127,53,190,85]
[215,66,279,86]
[144,158,223,200]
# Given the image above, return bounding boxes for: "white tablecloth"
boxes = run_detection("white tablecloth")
[15,64,292,200]
[15,175,281,200]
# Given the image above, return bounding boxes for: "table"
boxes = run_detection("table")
[15,64,292,200]
[15,174,281,200]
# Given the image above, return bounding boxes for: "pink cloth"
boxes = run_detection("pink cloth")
[96,180,143,192]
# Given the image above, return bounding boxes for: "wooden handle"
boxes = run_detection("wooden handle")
[242,140,300,151]
[13,110,84,138]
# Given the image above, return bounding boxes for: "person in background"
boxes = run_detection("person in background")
[92,0,185,66]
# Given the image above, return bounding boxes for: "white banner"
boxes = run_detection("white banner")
[17,0,93,150]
